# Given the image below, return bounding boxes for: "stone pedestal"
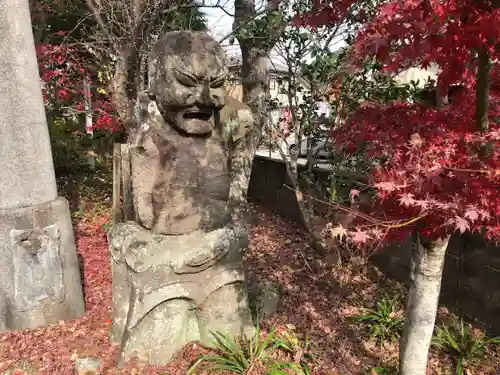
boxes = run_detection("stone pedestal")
[0,0,85,330]
[0,197,85,330]
[108,222,254,364]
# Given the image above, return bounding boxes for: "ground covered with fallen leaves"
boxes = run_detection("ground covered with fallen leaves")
[0,171,499,374]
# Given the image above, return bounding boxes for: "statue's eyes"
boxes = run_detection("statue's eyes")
[175,72,197,87]
[210,78,225,89]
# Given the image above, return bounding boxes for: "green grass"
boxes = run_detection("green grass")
[187,324,312,375]
[432,319,500,375]
[351,296,404,347]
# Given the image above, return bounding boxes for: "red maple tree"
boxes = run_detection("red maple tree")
[36,42,121,133]
[296,0,500,246]
[332,93,500,245]
[32,0,120,134]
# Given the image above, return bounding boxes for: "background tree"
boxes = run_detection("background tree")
[266,0,420,248]
[231,0,285,193]
[264,0,346,246]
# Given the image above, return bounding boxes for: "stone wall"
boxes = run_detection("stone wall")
[248,155,500,335]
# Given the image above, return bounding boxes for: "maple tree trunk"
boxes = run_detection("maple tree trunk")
[475,45,491,132]
[399,233,450,375]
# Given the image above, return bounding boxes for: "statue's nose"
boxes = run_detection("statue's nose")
[195,81,216,107]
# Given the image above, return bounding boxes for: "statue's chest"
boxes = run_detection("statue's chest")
[156,135,230,195]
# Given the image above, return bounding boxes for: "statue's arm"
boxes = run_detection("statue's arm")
[129,98,167,230]
[227,107,255,226]
[109,223,246,273]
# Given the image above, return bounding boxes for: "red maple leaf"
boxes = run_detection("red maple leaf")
[453,216,470,234]
[399,193,416,207]
[350,228,372,244]
[464,207,479,223]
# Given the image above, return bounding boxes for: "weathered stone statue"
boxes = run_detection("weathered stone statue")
[108,30,255,365]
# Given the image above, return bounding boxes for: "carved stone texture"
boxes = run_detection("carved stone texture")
[0,197,85,330]
[109,222,254,364]
[131,30,230,235]
[109,30,256,365]
[11,224,64,311]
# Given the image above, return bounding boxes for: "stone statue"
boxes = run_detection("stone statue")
[108,30,255,365]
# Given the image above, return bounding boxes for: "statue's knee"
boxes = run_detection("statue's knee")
[198,282,253,328]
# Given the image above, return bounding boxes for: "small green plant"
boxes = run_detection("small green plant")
[432,319,500,375]
[351,297,404,346]
[187,324,312,375]
[369,367,396,375]
[275,325,314,375]
[100,221,111,233]
[71,210,85,219]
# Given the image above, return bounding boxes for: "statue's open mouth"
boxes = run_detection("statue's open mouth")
[179,108,215,134]
[183,111,212,122]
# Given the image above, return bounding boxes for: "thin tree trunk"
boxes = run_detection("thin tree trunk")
[476,46,491,132]
[233,0,283,195]
[435,86,444,108]
[84,76,93,136]
[120,144,134,221]
[399,232,450,375]
[112,56,134,129]
[112,48,141,138]
[112,143,122,225]
[30,0,47,44]
[275,136,320,249]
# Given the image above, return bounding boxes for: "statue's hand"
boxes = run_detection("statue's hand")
[168,226,248,274]
[109,224,249,274]
[231,108,254,142]
[108,222,154,272]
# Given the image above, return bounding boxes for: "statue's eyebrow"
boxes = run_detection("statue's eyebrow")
[173,64,227,83]
[210,73,227,83]
[173,65,198,80]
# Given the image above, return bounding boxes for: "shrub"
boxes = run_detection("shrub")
[351,296,404,346]
[187,324,312,375]
[432,319,500,375]
[48,116,117,173]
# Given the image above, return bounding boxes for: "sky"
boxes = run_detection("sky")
[201,5,433,87]
[203,1,245,58]
[202,2,348,62]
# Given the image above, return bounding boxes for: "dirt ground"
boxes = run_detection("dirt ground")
[0,174,498,374]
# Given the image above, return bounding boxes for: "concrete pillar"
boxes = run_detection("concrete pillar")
[0,0,85,330]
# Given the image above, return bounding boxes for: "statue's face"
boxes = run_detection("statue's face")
[148,31,228,135]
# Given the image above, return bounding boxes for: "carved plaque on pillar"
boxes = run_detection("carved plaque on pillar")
[11,224,64,311]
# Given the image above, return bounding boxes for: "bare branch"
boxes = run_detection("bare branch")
[219,8,267,43]
[86,0,116,48]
